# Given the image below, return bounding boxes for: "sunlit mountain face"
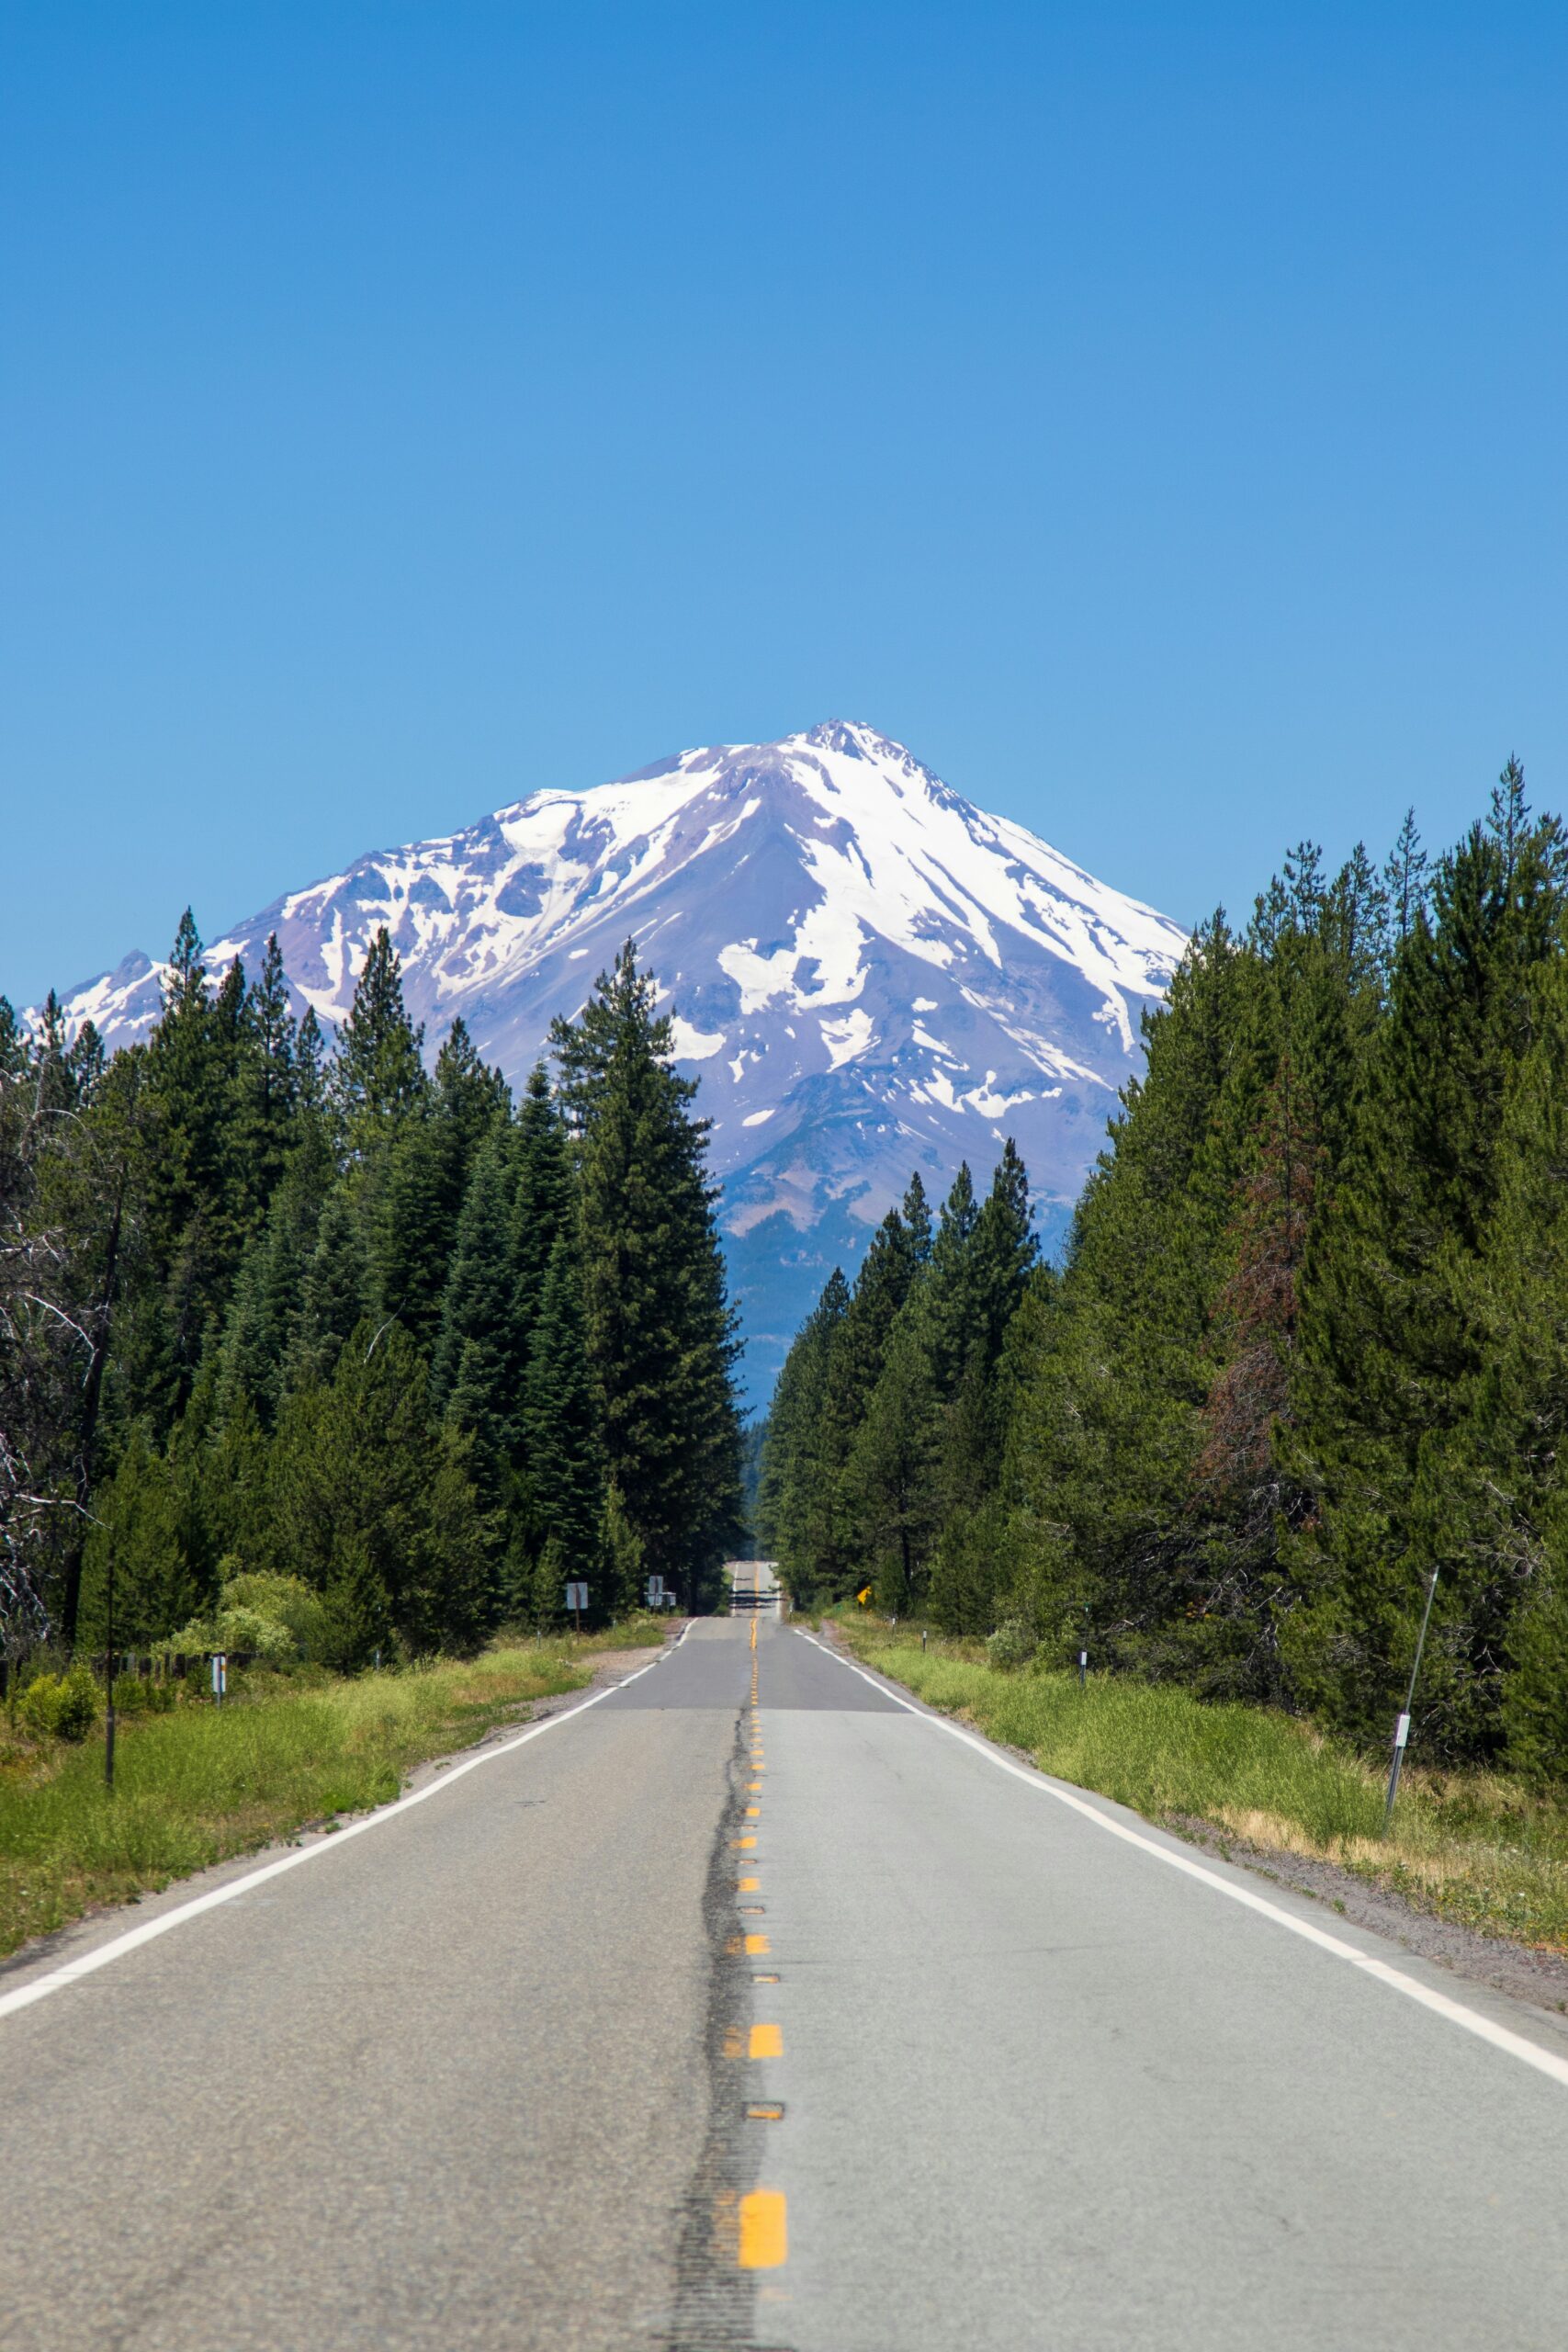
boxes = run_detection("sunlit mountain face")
[49,721,1187,1396]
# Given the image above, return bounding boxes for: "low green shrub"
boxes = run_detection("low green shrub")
[986,1617,1038,1671]
[17,1663,101,1744]
[163,1567,329,1668]
[220,1572,331,1659]
[14,1675,60,1741]
[108,1673,178,1718]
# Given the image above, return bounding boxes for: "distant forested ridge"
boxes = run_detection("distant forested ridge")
[760,761,1568,1777]
[0,930,741,1670]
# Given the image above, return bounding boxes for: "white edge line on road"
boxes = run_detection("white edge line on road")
[794,1629,1568,2093]
[0,1647,669,2027]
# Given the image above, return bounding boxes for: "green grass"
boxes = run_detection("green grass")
[834,1616,1568,1953]
[0,1619,665,1962]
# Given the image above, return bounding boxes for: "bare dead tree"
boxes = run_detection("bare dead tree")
[0,1041,135,1659]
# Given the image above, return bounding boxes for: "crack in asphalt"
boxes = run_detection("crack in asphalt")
[659,1709,792,2352]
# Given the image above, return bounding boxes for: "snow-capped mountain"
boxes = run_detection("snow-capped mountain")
[44,723,1186,1394]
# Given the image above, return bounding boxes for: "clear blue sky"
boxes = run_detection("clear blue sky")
[4,1,1565,1008]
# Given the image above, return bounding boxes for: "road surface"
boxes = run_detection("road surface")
[3,1586,1568,2349]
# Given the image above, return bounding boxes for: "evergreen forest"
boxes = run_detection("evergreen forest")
[759,762,1568,1779]
[0,928,742,1673]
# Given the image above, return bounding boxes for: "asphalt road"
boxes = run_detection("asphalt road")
[4,1584,1568,2350]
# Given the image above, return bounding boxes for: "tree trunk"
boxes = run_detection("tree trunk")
[60,1177,125,1655]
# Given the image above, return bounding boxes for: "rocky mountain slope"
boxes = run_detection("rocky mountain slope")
[49,722,1187,1393]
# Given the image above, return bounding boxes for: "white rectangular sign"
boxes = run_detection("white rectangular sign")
[565,1581,588,1612]
[646,1575,665,1605]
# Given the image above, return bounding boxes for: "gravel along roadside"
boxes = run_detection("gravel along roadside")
[1167,1815,1568,2018]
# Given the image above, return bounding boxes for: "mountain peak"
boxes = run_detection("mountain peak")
[797,718,902,758]
[34,728,1186,1393]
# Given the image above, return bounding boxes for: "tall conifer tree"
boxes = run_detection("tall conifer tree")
[551,944,740,1604]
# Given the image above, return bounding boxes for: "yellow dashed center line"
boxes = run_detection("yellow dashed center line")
[738,2187,788,2270]
[730,1592,785,2277]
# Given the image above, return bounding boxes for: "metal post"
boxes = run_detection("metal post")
[1382,1566,1439,1838]
[1078,1649,1088,1690]
[104,1550,116,1792]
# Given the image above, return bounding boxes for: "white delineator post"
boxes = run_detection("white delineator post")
[1382,1567,1439,1838]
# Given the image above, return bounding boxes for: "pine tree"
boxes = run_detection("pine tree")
[917,1147,1037,1633]
[372,1018,508,1354]
[231,934,299,1228]
[756,1268,850,1604]
[1505,1580,1568,1778]
[432,1125,524,1432]
[0,997,24,1079]
[971,1141,1036,1367]
[837,1206,919,1404]
[845,1306,942,1612]
[78,1423,195,1650]
[31,991,77,1116]
[512,1064,574,1348]
[296,1006,328,1114]
[291,1189,372,1389]
[552,944,741,1605]
[269,1319,489,1665]
[1489,753,1529,882]
[920,1163,982,1402]
[217,1117,334,1424]
[1383,808,1430,947]
[333,928,427,1159]
[434,1017,510,1182]
[1452,956,1568,1771]
[598,1480,646,1623]
[1286,798,1568,1750]
[130,911,251,1426]
[524,1233,604,1585]
[901,1171,934,1265]
[981,912,1258,1670]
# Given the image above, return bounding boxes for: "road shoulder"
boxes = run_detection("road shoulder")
[812,1620,1568,2059]
[0,1634,681,2003]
